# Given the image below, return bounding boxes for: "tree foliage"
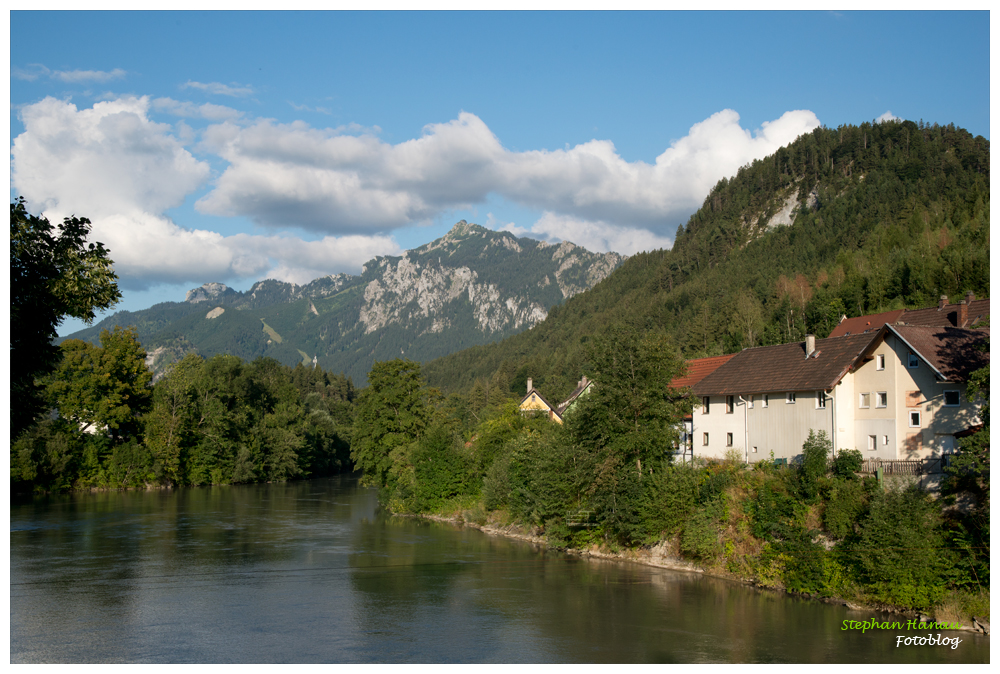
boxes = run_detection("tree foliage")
[11,199,122,437]
[351,359,430,488]
[46,327,153,440]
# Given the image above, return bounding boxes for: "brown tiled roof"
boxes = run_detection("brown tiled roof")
[693,333,879,396]
[889,326,989,382]
[898,299,990,329]
[828,310,905,338]
[669,354,738,389]
[827,298,990,338]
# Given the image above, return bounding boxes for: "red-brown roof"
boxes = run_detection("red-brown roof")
[889,325,989,382]
[828,310,905,338]
[670,354,737,389]
[828,298,989,337]
[898,299,990,329]
[693,333,879,396]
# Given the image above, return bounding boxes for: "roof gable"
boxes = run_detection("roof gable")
[888,325,989,382]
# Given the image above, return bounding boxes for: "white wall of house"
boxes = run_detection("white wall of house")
[694,390,838,462]
[850,338,899,459]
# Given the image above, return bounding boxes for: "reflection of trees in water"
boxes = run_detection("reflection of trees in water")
[12,477,991,663]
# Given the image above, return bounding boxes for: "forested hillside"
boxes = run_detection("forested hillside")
[424,119,990,403]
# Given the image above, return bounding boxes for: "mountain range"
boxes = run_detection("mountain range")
[61,221,624,384]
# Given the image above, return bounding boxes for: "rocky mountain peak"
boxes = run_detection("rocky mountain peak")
[185,282,235,303]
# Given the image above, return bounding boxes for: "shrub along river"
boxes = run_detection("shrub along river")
[10,475,989,663]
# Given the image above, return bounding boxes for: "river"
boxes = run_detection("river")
[9,475,989,663]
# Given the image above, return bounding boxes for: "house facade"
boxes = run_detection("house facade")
[690,326,987,462]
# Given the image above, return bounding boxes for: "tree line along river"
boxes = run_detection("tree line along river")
[9,475,989,663]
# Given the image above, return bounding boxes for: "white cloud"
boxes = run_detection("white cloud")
[12,96,211,216]
[502,212,674,256]
[152,97,243,121]
[11,96,400,288]
[182,80,255,97]
[877,110,901,123]
[12,64,127,83]
[11,96,822,287]
[196,108,820,236]
[195,112,504,232]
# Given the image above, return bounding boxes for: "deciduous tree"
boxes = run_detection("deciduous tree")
[11,199,121,437]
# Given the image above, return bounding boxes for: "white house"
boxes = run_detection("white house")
[689,326,987,462]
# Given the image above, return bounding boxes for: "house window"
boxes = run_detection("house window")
[860,392,870,408]
[726,396,735,414]
[876,354,885,370]
[702,397,710,414]
[907,351,919,368]
[761,394,769,408]
[883,435,889,446]
[944,390,960,406]
[703,432,709,446]
[876,392,888,408]
[726,433,734,447]
[752,446,758,453]
[786,392,796,404]
[748,395,754,409]
[867,435,877,451]
[817,392,826,409]
[909,410,921,428]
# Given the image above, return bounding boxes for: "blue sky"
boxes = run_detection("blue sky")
[8,11,990,335]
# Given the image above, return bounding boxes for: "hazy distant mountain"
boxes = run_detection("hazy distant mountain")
[61,221,624,384]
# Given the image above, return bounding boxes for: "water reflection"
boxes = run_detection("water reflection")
[10,476,989,663]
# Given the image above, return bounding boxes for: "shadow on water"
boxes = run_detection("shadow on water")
[10,476,990,663]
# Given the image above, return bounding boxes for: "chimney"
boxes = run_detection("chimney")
[938,295,948,310]
[581,375,588,387]
[527,377,533,393]
[965,290,975,304]
[805,334,816,359]
[958,300,968,327]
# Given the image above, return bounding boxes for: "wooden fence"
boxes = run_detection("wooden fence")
[857,457,946,476]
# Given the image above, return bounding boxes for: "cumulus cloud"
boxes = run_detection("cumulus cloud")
[11,95,823,285]
[182,80,255,97]
[877,110,902,123]
[12,64,127,83]
[196,113,504,232]
[11,96,401,288]
[12,96,210,216]
[501,212,674,256]
[196,108,820,236]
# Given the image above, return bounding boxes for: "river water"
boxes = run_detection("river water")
[9,475,989,663]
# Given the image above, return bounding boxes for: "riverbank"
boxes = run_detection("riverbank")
[411,509,989,636]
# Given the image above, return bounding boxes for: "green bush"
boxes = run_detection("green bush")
[842,486,951,609]
[681,500,725,560]
[796,430,831,500]
[823,477,871,538]
[831,449,864,479]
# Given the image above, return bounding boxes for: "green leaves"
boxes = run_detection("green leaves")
[351,359,430,488]
[11,199,122,438]
[46,327,152,439]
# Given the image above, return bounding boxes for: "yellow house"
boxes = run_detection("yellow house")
[518,377,563,423]
[518,376,594,424]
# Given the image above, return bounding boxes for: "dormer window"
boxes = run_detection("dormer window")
[907,351,919,368]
